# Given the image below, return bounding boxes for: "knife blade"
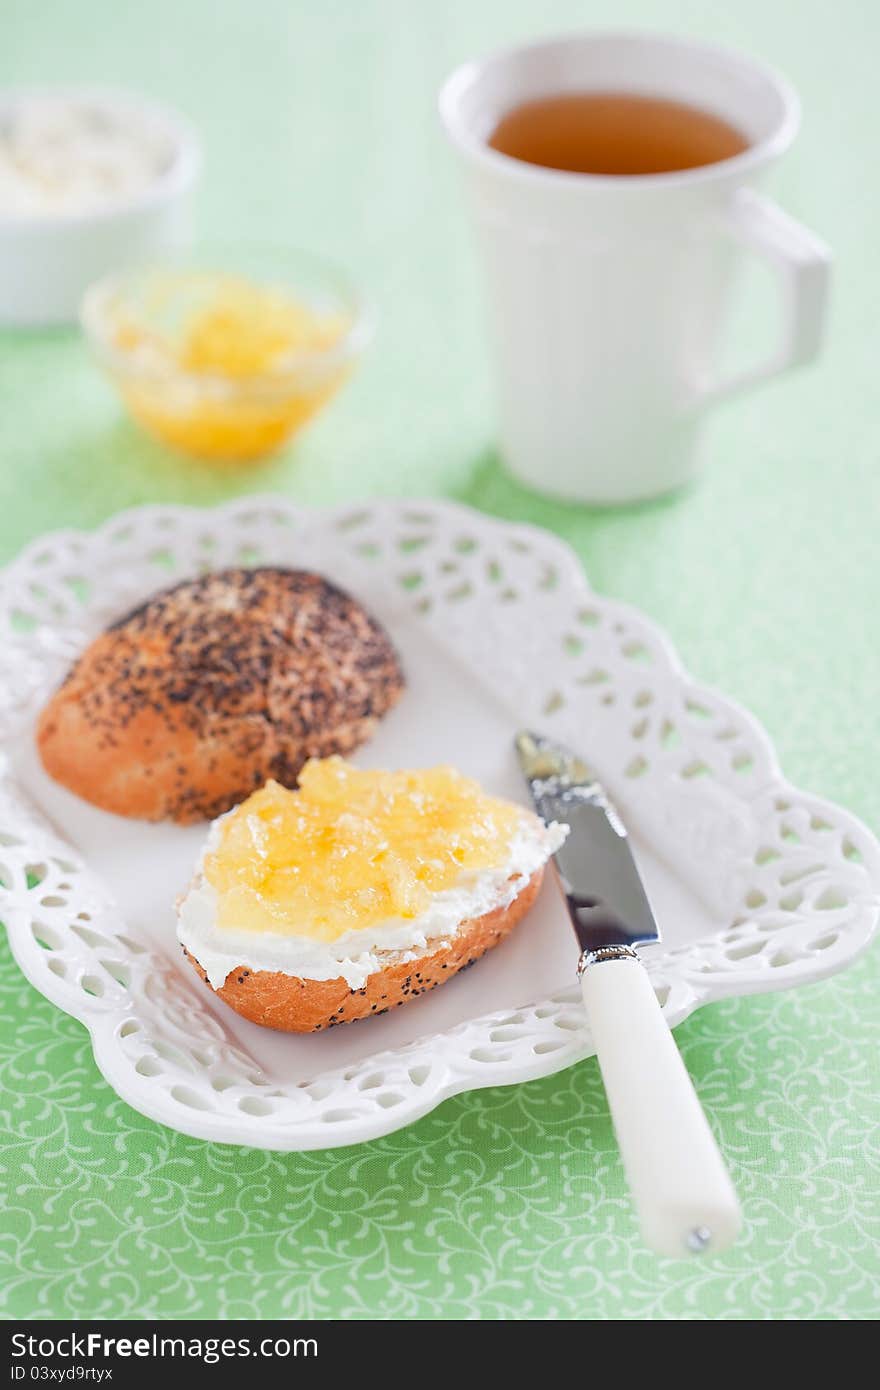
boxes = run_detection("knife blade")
[515,729,658,957]
[514,728,741,1259]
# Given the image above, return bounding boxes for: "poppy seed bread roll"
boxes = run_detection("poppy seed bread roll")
[36,567,405,823]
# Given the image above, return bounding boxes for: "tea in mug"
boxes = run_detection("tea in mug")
[488,92,749,175]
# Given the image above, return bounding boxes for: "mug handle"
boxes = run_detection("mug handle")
[700,188,831,406]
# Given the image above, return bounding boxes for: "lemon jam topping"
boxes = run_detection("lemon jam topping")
[203,758,524,943]
[105,271,351,461]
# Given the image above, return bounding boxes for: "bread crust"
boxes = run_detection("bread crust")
[184,867,544,1032]
[36,567,404,823]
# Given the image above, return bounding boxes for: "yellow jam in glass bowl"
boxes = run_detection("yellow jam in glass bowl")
[81,252,368,461]
[203,758,524,943]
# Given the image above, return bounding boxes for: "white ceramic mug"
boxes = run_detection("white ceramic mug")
[440,32,830,504]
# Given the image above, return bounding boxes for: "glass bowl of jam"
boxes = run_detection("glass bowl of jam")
[81,247,370,461]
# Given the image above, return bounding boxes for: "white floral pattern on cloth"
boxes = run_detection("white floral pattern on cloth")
[1,932,878,1319]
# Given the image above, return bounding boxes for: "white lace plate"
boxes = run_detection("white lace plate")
[1,497,878,1150]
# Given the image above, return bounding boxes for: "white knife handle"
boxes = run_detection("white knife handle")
[580,948,742,1258]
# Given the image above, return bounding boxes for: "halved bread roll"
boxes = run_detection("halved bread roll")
[176,760,565,1033]
[183,867,543,1033]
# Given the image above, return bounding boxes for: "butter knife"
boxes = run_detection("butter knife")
[516,730,742,1258]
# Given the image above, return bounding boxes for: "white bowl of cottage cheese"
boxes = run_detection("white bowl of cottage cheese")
[0,88,201,325]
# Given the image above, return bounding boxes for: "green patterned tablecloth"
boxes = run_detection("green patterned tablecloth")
[2,0,878,1321]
